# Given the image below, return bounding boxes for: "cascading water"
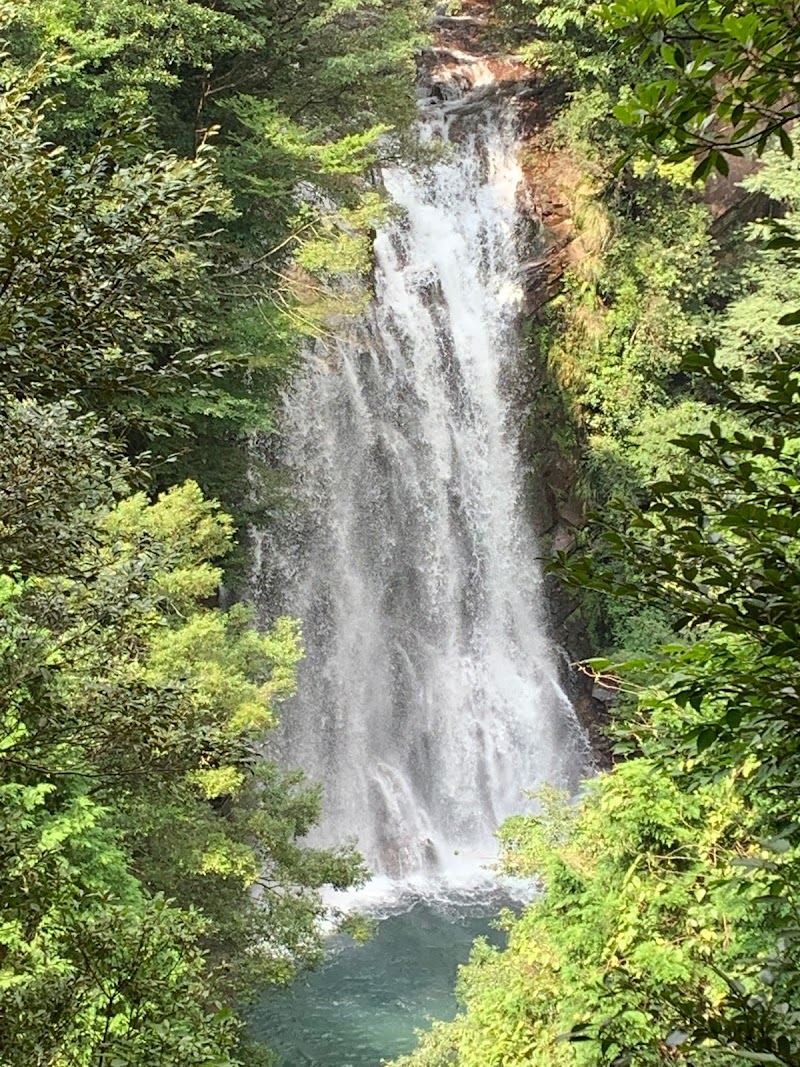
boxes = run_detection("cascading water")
[251,63,588,889]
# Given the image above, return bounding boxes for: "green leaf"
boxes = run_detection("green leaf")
[691,154,714,184]
[696,727,718,752]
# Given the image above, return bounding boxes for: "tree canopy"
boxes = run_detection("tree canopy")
[0,2,429,1061]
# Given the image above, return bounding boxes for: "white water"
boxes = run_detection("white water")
[252,76,587,890]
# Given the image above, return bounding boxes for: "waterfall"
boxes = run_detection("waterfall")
[251,70,588,887]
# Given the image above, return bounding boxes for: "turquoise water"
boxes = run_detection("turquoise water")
[248,896,508,1067]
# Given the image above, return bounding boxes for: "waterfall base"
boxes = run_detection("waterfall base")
[248,894,512,1067]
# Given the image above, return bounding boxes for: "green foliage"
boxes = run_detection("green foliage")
[2,0,431,527]
[512,9,800,653]
[493,0,664,164]
[0,70,232,442]
[0,400,128,577]
[394,5,800,1067]
[0,789,240,1067]
[541,350,800,1062]
[712,143,800,378]
[0,5,413,1054]
[536,175,719,560]
[572,188,714,439]
[605,0,800,171]
[495,0,627,91]
[397,762,774,1067]
[8,0,429,147]
[8,0,430,251]
[0,480,366,1064]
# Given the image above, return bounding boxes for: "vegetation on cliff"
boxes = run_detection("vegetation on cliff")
[395,0,800,1064]
[3,0,429,533]
[0,2,429,1062]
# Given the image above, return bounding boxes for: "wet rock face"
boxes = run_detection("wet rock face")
[420,5,619,757]
[422,4,582,315]
[421,0,534,101]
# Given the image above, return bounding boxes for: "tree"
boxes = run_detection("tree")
[0,35,376,1060]
[2,1,432,525]
[0,68,234,444]
[606,0,800,177]
[0,481,366,1065]
[7,0,431,244]
[0,400,126,578]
